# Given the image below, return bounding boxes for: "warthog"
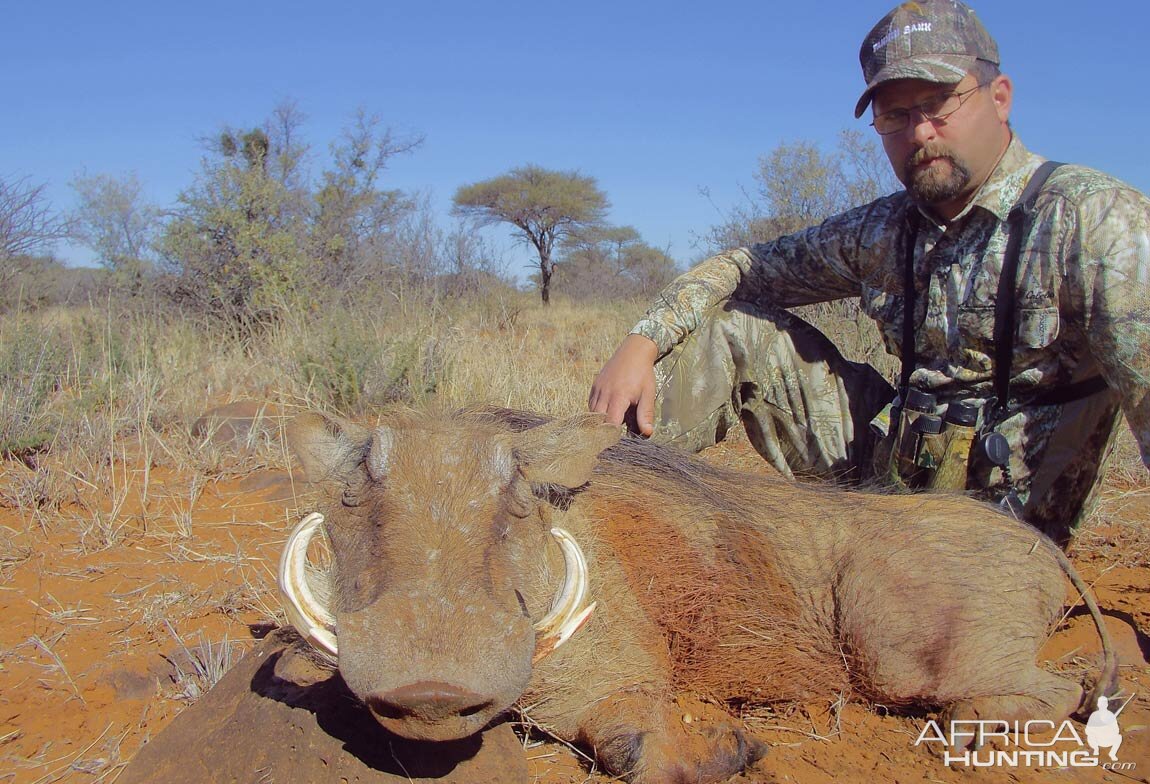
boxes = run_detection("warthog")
[280,408,1116,784]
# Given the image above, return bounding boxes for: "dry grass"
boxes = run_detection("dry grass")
[161,621,244,702]
[0,524,32,577]
[0,291,641,453]
[0,291,641,560]
[1104,424,1148,489]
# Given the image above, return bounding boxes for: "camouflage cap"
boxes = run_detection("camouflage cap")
[855,0,999,118]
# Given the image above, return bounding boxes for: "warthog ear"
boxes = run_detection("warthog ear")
[287,413,372,485]
[515,413,622,489]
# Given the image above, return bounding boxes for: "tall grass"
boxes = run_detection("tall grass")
[257,287,642,418]
[0,289,644,475]
[0,313,70,461]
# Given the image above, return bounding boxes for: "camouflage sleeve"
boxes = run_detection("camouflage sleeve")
[631,198,904,355]
[630,251,746,354]
[1073,184,1150,468]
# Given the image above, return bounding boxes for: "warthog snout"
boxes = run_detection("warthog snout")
[367,681,496,740]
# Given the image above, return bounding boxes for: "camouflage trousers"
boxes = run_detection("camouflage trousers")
[649,298,1122,545]
[651,299,894,485]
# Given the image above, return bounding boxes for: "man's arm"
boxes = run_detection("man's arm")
[1074,183,1150,468]
[588,252,744,432]
[588,198,899,429]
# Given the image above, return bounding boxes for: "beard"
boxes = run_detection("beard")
[904,144,973,204]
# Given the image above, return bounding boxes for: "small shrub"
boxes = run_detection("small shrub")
[162,621,241,702]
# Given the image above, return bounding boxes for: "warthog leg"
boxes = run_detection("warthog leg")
[575,693,766,784]
[942,671,1084,749]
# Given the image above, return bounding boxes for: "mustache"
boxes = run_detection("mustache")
[906,143,954,169]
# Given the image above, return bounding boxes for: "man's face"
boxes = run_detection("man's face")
[872,72,1012,219]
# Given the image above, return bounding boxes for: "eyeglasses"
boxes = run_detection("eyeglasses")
[870,82,989,136]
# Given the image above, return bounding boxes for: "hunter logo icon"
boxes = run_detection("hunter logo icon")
[1085,695,1123,762]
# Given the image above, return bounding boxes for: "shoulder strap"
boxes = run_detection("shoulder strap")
[992,160,1063,410]
[898,208,920,397]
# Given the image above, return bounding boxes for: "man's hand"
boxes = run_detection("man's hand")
[588,334,659,436]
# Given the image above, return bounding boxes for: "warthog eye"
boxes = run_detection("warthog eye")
[341,485,361,507]
[505,475,535,518]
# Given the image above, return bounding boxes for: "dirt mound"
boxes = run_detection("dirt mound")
[119,629,528,784]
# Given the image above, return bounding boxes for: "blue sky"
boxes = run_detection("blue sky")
[4,1,1148,272]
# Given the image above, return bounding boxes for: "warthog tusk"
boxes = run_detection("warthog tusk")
[278,512,338,657]
[533,528,596,663]
[278,517,594,663]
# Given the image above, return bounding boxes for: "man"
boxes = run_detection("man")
[588,0,1150,546]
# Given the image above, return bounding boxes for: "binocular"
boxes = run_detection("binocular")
[882,389,1010,492]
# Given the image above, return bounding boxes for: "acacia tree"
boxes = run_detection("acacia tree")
[453,165,608,304]
[312,110,422,286]
[158,102,427,328]
[70,171,160,293]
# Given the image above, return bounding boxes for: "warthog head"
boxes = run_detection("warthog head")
[279,410,620,741]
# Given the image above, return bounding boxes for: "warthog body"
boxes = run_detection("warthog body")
[285,408,1113,784]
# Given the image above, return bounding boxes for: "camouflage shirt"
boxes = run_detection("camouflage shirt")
[633,137,1150,534]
